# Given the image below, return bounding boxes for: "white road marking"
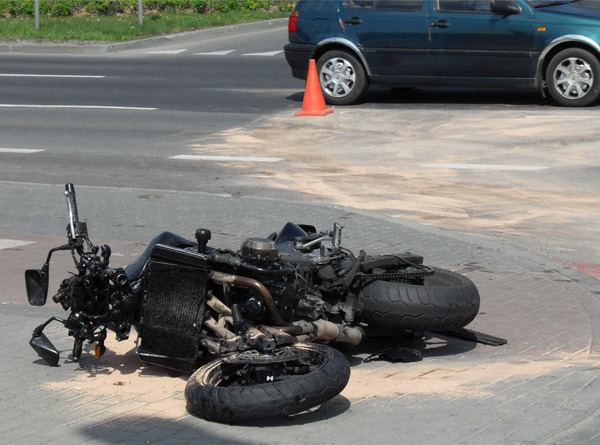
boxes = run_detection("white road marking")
[146,49,187,55]
[242,50,284,57]
[0,74,105,78]
[0,104,157,111]
[193,50,235,56]
[524,115,600,119]
[0,239,35,250]
[423,163,549,171]
[0,148,44,153]
[171,154,283,163]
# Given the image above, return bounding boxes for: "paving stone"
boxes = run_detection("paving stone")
[1,183,600,444]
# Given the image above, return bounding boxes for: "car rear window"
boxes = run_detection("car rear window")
[346,0,424,11]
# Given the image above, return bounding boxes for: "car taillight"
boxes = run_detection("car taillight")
[289,10,299,33]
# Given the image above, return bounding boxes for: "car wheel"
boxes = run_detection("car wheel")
[317,50,368,105]
[546,48,600,107]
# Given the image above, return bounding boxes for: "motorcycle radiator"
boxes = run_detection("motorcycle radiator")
[138,244,208,372]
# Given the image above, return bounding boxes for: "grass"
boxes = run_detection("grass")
[0,10,290,42]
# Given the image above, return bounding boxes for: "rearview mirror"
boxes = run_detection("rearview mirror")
[25,269,49,306]
[491,0,521,14]
[29,332,60,366]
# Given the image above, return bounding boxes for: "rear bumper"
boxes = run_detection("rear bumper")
[284,42,318,80]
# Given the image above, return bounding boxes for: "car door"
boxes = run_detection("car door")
[340,0,431,78]
[428,0,536,80]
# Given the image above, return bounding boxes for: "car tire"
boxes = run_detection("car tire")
[316,50,368,105]
[546,48,600,107]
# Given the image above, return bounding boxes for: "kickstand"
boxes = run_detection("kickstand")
[441,328,507,346]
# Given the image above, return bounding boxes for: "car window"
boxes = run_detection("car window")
[346,0,424,12]
[437,0,492,12]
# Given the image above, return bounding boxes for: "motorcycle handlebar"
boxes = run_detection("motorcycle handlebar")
[64,183,79,240]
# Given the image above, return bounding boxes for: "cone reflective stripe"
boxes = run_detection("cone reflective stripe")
[296,59,334,116]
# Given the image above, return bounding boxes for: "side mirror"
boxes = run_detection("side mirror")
[30,332,60,366]
[491,0,521,14]
[25,269,49,306]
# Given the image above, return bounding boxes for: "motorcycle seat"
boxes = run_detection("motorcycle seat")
[125,231,195,280]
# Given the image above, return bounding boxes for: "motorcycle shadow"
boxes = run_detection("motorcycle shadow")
[343,332,479,367]
[203,395,353,427]
[65,341,189,380]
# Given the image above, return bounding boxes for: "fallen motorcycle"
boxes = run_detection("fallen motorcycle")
[26,184,480,423]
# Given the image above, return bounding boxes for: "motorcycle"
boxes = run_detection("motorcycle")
[26,184,480,423]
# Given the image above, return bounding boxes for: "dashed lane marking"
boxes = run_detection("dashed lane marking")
[423,163,549,171]
[0,104,158,111]
[242,50,284,56]
[170,154,283,163]
[146,49,188,54]
[193,50,236,56]
[148,49,284,56]
[0,148,44,153]
[0,239,35,250]
[0,74,105,78]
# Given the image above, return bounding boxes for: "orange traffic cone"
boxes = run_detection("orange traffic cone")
[296,59,334,116]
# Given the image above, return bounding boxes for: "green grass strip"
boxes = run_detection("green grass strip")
[0,9,290,42]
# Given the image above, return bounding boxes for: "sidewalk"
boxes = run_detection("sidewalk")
[1,183,599,444]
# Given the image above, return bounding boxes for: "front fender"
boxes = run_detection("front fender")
[316,37,371,76]
[537,34,600,87]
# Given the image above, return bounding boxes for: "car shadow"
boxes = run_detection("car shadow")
[288,86,548,108]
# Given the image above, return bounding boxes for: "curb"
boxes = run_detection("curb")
[0,18,288,54]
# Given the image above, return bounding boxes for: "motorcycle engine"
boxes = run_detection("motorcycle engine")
[240,238,279,267]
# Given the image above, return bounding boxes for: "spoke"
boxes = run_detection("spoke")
[341,70,355,81]
[556,65,571,77]
[337,82,351,96]
[556,78,569,89]
[322,66,335,78]
[339,60,352,73]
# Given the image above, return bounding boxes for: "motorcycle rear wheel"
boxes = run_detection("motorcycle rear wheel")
[359,267,480,332]
[185,343,350,423]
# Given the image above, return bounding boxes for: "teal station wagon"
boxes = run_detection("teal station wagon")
[284,0,600,106]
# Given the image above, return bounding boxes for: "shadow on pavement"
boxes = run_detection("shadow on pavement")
[287,87,547,108]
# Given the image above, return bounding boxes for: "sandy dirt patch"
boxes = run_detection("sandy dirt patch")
[188,108,600,264]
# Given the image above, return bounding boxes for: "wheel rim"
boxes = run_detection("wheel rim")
[552,57,594,100]
[204,347,326,387]
[319,57,356,98]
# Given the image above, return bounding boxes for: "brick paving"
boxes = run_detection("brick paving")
[1,182,599,444]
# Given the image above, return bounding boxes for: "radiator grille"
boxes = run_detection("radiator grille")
[138,245,208,371]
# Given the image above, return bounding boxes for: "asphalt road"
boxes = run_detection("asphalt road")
[1,20,599,267]
[0,23,306,196]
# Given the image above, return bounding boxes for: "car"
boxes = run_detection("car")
[284,0,600,106]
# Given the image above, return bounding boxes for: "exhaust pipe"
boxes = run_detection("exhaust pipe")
[209,271,289,326]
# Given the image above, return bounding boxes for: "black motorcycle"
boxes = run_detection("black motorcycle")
[26,184,480,423]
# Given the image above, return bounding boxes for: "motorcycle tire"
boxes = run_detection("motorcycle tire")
[359,267,480,332]
[185,343,350,423]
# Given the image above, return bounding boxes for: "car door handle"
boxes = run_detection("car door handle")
[344,17,363,25]
[430,20,450,28]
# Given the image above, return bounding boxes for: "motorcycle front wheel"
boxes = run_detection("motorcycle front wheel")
[359,267,480,332]
[185,343,350,423]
